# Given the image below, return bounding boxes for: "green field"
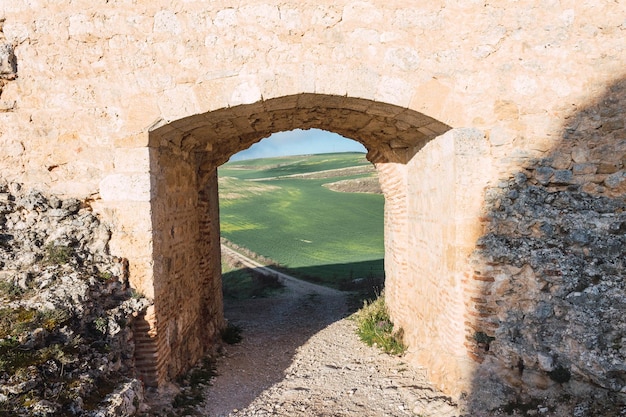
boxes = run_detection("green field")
[218,153,384,288]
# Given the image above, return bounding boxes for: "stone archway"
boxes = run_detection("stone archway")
[138,93,487,395]
[133,94,489,398]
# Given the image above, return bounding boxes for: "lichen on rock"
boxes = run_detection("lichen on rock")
[470,170,626,414]
[0,178,151,416]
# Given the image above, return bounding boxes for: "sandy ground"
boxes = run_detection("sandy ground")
[199,262,459,417]
[144,249,623,417]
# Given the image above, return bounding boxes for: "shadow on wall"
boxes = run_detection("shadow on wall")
[467,77,626,415]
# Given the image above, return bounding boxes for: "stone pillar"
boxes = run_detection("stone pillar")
[96,142,158,385]
[386,128,493,397]
[197,167,224,340]
[376,161,409,324]
[148,145,224,385]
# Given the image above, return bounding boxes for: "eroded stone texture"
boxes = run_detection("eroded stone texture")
[0,43,16,81]
[467,79,626,414]
[0,179,149,416]
[0,18,17,112]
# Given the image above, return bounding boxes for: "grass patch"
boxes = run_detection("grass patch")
[352,293,406,356]
[0,337,31,373]
[266,261,384,291]
[0,280,25,299]
[93,316,108,335]
[221,322,243,345]
[221,259,284,300]
[0,307,69,339]
[218,152,384,287]
[173,357,217,413]
[44,244,74,265]
[220,152,371,180]
[0,307,72,373]
[0,338,71,374]
[98,270,114,282]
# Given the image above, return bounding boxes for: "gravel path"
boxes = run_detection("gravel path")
[200,265,460,417]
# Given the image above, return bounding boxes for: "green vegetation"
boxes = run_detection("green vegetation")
[0,280,25,299]
[94,316,108,335]
[0,341,70,373]
[0,307,68,339]
[0,337,29,374]
[0,307,71,374]
[220,153,371,180]
[98,270,114,282]
[219,152,384,288]
[44,243,74,265]
[221,262,284,300]
[352,293,406,356]
[130,288,144,300]
[173,357,217,413]
[220,322,243,345]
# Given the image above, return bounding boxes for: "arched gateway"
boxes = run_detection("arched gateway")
[1,0,625,409]
[142,94,477,391]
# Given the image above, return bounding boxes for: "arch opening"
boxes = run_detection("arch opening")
[148,93,450,168]
[214,130,386,412]
[218,129,384,297]
[227,128,368,161]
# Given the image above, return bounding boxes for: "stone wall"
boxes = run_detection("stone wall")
[385,128,494,395]
[466,79,626,413]
[1,0,626,409]
[148,141,224,384]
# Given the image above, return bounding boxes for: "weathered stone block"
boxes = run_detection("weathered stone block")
[604,170,626,190]
[99,174,152,202]
[552,169,573,184]
[0,43,16,80]
[534,166,554,185]
[573,163,598,175]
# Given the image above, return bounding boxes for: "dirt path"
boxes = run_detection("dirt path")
[200,252,460,417]
[220,244,339,296]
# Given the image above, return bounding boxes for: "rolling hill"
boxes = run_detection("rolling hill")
[218,152,384,289]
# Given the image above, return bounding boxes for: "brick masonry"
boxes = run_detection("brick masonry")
[1,0,625,409]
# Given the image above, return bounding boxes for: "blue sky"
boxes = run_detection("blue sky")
[229,129,367,161]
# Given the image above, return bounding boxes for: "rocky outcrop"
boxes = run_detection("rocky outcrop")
[468,80,626,415]
[0,179,150,416]
[471,176,626,413]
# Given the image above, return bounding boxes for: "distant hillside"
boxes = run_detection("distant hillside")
[218,153,384,289]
